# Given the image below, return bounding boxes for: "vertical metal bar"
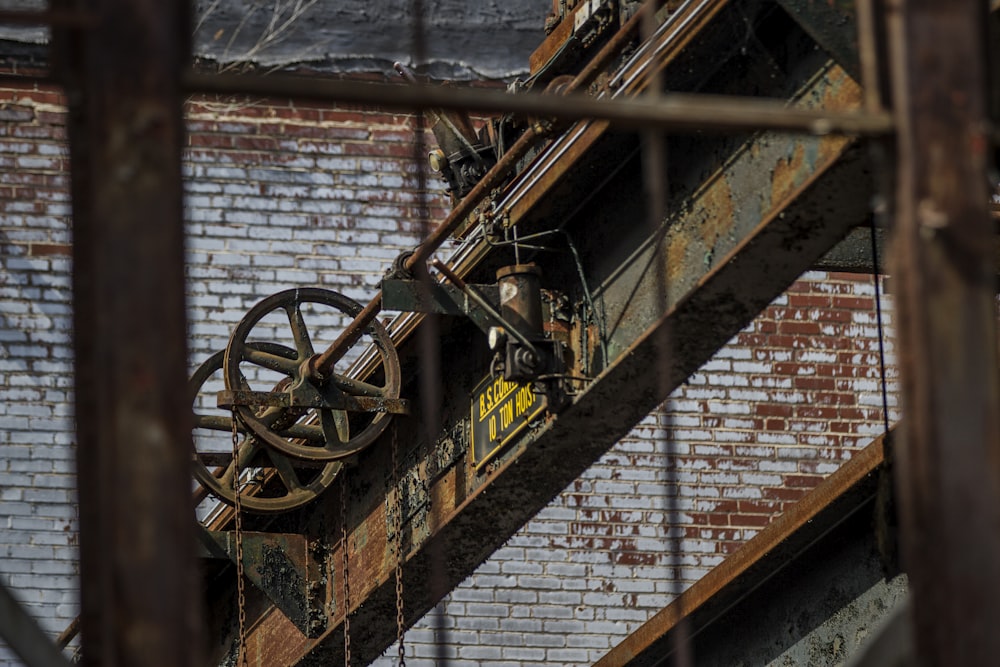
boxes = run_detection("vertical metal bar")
[854,0,883,113]
[885,0,1000,664]
[51,0,203,666]
[637,1,693,665]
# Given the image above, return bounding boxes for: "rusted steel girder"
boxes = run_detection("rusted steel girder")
[52,0,203,666]
[885,1,1000,665]
[593,431,892,667]
[228,59,872,665]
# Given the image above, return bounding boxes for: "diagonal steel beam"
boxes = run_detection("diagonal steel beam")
[592,430,892,667]
[226,59,872,666]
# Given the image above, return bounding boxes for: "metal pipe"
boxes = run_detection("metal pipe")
[308,121,545,377]
[0,10,96,27]
[183,70,894,137]
[430,259,540,356]
[885,0,1000,663]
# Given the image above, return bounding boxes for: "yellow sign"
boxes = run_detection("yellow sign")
[471,374,546,470]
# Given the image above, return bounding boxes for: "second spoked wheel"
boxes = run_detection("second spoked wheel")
[190,345,342,514]
[223,287,402,462]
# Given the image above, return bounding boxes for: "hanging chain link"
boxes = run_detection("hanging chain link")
[340,470,351,667]
[231,409,248,667]
[391,423,406,667]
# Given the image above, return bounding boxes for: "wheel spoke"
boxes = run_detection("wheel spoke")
[331,373,385,397]
[242,346,300,375]
[321,408,350,444]
[266,450,302,492]
[219,438,258,489]
[286,302,315,359]
[193,413,241,432]
[279,422,326,442]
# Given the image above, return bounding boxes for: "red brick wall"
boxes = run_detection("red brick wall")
[0,80,898,665]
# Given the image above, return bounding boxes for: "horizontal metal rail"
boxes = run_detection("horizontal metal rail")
[183,71,894,138]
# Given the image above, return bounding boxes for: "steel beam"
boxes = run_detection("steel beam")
[885,0,1000,665]
[225,57,872,665]
[593,431,891,667]
[775,0,859,78]
[51,1,202,666]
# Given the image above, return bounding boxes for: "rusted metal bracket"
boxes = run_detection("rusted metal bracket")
[197,529,327,638]
[382,278,501,335]
[216,388,411,415]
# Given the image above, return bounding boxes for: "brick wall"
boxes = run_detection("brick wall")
[0,81,899,665]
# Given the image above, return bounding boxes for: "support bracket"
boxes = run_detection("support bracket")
[197,528,327,638]
[382,278,500,335]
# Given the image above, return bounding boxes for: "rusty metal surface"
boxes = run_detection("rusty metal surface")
[52,0,203,665]
[236,67,877,667]
[198,530,326,638]
[885,0,1000,665]
[593,432,889,667]
[204,4,886,662]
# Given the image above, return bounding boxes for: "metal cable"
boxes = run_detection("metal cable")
[869,218,892,436]
[230,410,248,667]
[392,423,407,667]
[340,471,351,667]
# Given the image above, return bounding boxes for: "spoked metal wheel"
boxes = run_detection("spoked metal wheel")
[222,287,405,462]
[189,344,342,514]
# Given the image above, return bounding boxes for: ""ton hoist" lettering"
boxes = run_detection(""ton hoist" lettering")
[471,374,546,470]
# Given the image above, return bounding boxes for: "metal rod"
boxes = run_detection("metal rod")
[183,70,894,137]
[885,0,1000,663]
[309,122,544,376]
[54,0,204,665]
[430,259,540,356]
[854,0,883,113]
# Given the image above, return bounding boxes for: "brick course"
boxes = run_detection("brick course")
[0,81,898,665]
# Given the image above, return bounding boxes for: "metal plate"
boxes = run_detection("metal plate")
[470,375,547,471]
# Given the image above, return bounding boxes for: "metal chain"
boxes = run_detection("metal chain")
[231,409,248,667]
[340,470,351,667]
[391,423,406,667]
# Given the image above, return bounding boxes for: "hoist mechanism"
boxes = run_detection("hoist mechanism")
[190,287,409,513]
[187,2,632,516]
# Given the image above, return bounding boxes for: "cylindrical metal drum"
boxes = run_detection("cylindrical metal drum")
[497,263,544,339]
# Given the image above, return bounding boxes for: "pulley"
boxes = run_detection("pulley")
[189,344,342,514]
[220,287,408,462]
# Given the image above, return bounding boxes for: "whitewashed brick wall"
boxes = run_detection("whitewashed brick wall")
[0,82,899,666]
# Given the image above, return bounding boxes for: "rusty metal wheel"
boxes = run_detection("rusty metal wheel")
[222,287,403,462]
[190,344,342,514]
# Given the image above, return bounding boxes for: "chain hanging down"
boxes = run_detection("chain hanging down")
[392,423,406,667]
[231,409,248,667]
[340,470,352,667]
